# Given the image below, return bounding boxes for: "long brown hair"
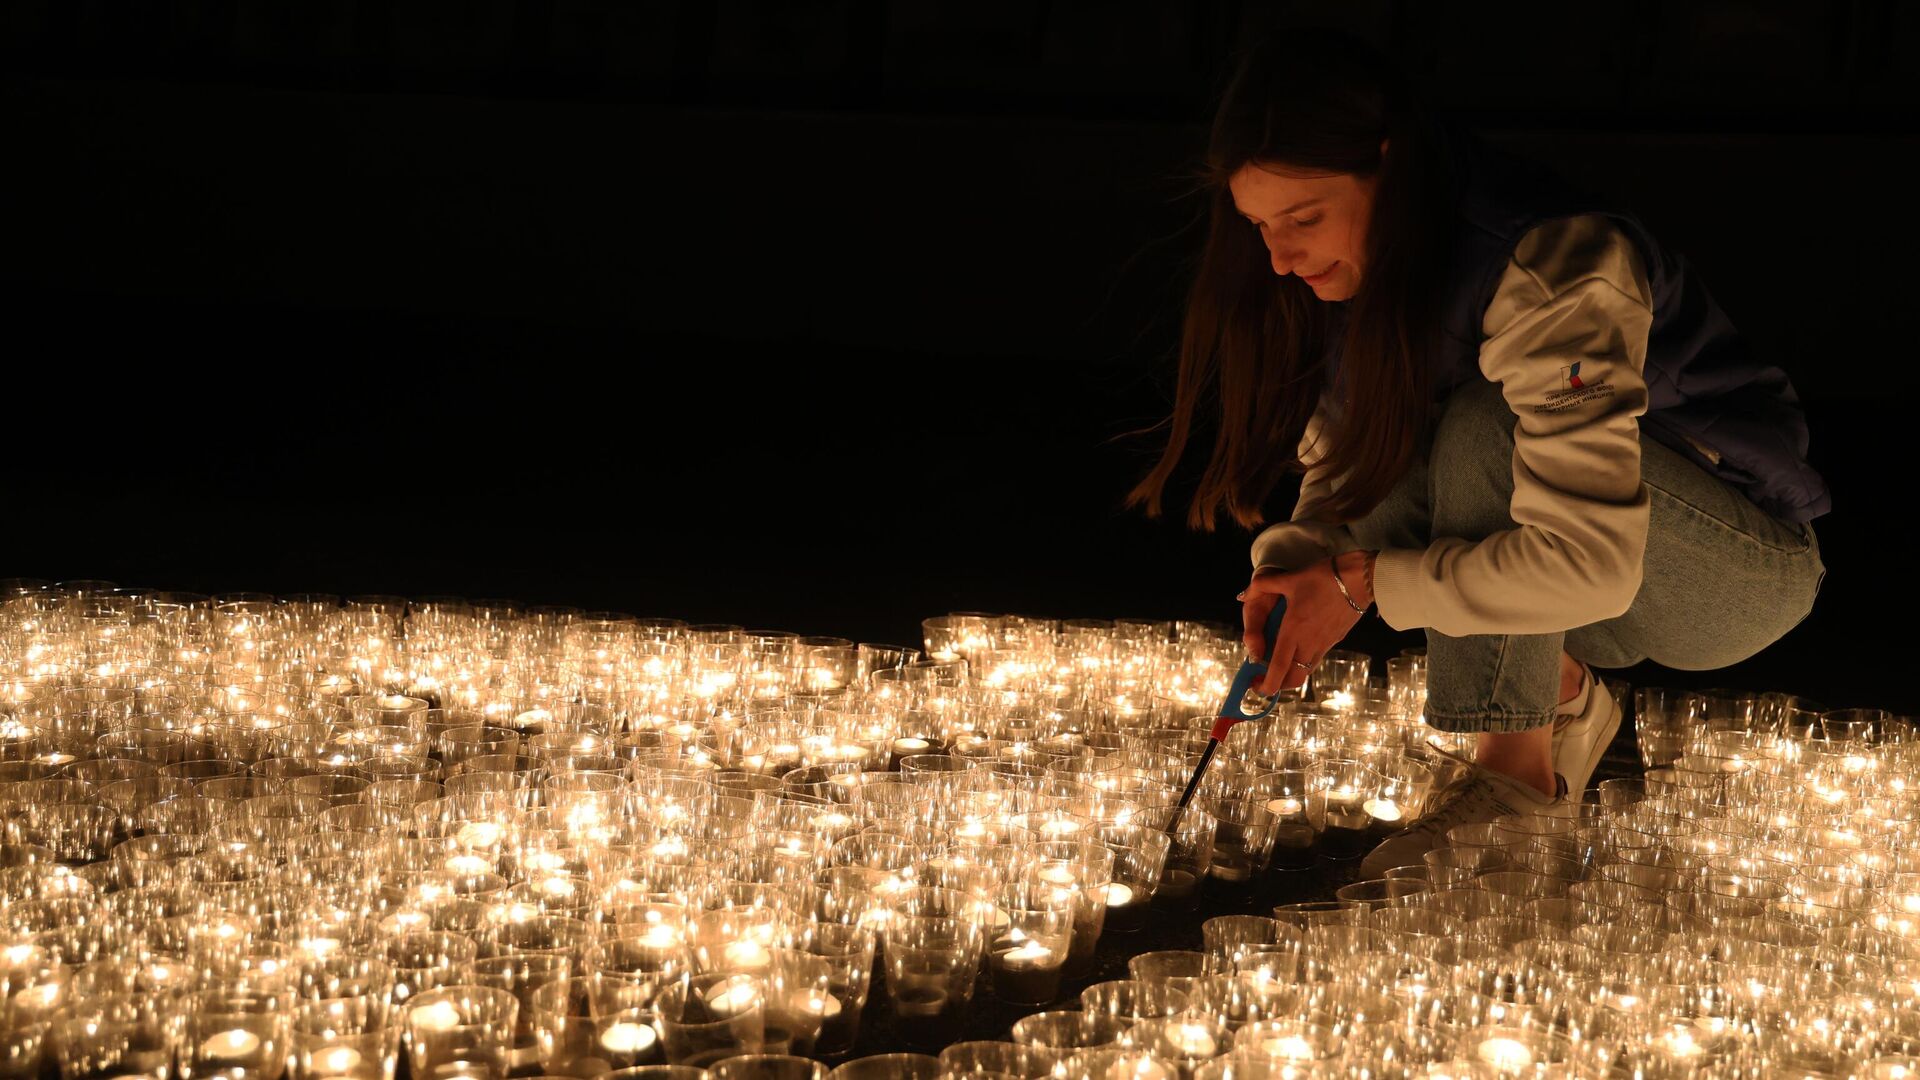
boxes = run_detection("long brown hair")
[1127,29,1454,530]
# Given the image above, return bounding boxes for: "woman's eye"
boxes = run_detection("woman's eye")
[1294,215,1323,227]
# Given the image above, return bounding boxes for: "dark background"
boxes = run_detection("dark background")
[3,1,1914,711]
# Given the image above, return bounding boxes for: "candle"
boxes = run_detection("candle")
[200,1030,261,1061]
[991,929,1064,1006]
[798,991,843,1022]
[1038,863,1078,886]
[1104,883,1135,908]
[1266,797,1304,817]
[600,1020,657,1056]
[1363,797,1404,823]
[704,977,761,1016]
[1000,940,1054,967]
[411,1000,463,1033]
[445,854,492,876]
[1477,1037,1534,1071]
[315,1047,362,1075]
[893,737,930,755]
[1102,1056,1172,1080]
[1257,1034,1315,1061]
[1166,1022,1218,1058]
[456,822,502,849]
[721,940,770,971]
[639,923,682,948]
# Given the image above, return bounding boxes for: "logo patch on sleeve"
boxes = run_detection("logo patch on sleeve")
[1534,363,1615,414]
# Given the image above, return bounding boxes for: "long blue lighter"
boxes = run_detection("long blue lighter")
[1172,597,1289,816]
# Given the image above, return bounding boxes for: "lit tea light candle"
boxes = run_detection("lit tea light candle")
[599,1020,657,1056]
[1104,883,1135,908]
[1476,1036,1534,1072]
[798,992,843,1022]
[1166,1021,1218,1058]
[721,940,770,970]
[1266,797,1304,817]
[892,737,931,756]
[1000,940,1054,967]
[1038,863,1078,886]
[200,1029,261,1061]
[1363,798,1404,823]
[315,1046,362,1074]
[1256,1034,1315,1061]
[704,977,760,1016]
[445,854,491,876]
[411,1000,463,1033]
[1100,1053,1173,1080]
[639,923,682,948]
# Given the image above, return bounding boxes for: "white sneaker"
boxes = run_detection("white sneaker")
[1551,664,1619,801]
[1360,755,1567,879]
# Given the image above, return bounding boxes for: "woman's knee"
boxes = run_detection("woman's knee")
[1429,381,1518,531]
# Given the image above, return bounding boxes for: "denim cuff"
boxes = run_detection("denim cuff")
[1422,706,1556,734]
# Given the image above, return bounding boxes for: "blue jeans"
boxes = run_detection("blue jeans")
[1345,380,1827,734]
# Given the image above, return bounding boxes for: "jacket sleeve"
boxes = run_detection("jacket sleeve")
[1249,394,1363,573]
[1369,214,1654,635]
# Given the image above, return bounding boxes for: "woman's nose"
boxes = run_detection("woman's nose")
[1266,239,1303,277]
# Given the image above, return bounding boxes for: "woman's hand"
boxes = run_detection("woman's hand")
[1240,550,1375,694]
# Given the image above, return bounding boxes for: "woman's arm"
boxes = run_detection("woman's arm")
[1371,214,1655,636]
[1247,396,1364,573]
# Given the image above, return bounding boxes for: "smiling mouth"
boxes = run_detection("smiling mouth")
[1302,264,1336,282]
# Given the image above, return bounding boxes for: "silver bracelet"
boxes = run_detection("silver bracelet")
[1330,555,1368,613]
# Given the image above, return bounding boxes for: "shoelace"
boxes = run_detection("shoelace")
[1391,773,1501,837]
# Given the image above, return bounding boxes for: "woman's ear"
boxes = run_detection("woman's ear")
[1379,137,1390,162]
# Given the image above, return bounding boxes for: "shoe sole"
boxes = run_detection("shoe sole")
[1563,695,1621,800]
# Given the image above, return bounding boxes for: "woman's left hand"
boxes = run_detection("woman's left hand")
[1240,551,1374,695]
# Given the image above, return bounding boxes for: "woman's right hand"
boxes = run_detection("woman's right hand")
[1239,558,1367,695]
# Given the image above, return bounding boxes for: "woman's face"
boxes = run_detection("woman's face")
[1227,162,1378,302]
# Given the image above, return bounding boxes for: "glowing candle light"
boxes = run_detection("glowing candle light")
[1038,863,1077,886]
[316,1046,362,1074]
[1167,1022,1218,1058]
[1476,1037,1534,1072]
[411,1000,463,1033]
[454,821,502,848]
[599,1020,657,1056]
[721,940,770,971]
[445,854,491,876]
[703,977,761,1016]
[200,1030,261,1061]
[999,941,1054,967]
[1260,1035,1315,1061]
[798,992,842,1021]
[1363,798,1404,823]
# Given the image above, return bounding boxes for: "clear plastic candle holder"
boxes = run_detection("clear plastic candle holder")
[707,1056,826,1080]
[184,989,294,1080]
[776,921,874,1057]
[403,985,518,1080]
[290,996,390,1080]
[881,913,985,1050]
[653,973,769,1068]
[827,1053,940,1079]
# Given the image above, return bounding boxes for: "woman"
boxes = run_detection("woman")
[1127,29,1827,873]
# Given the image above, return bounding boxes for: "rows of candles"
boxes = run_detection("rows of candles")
[0,581,1916,1078]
